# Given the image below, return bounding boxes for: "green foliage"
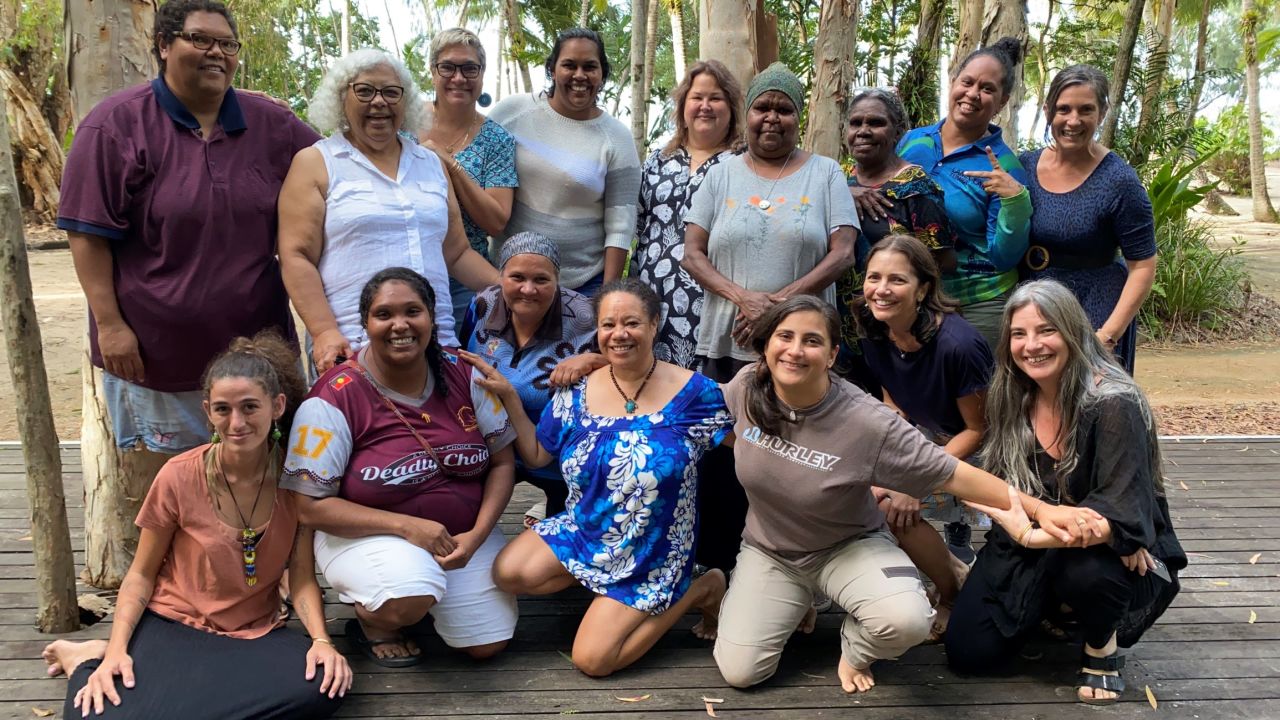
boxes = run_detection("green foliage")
[1147,149,1220,224]
[0,0,60,63]
[1201,103,1275,193]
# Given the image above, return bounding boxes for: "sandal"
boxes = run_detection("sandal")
[523,501,547,528]
[345,618,423,668]
[1076,649,1125,705]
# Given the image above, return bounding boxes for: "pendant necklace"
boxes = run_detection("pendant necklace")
[217,447,271,587]
[444,113,481,154]
[610,356,658,414]
[748,150,795,211]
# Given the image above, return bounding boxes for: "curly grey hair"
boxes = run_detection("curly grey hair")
[308,48,426,135]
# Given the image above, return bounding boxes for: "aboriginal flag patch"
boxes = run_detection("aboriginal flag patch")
[329,372,353,391]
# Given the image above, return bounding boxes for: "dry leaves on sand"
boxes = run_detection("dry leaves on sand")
[703,696,724,717]
[614,694,650,703]
[1145,685,1158,710]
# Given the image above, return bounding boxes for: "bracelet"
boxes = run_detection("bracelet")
[1016,522,1035,546]
[311,637,333,646]
[1031,499,1043,521]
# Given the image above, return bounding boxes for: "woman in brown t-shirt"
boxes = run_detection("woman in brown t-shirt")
[42,333,351,719]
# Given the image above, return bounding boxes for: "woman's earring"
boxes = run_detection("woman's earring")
[210,430,221,444]
[478,92,492,108]
[270,422,282,445]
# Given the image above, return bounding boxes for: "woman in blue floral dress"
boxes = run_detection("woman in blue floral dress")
[462,279,732,677]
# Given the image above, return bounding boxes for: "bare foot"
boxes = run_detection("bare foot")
[928,554,970,642]
[796,605,817,634]
[42,639,107,678]
[927,602,951,643]
[370,634,420,660]
[838,656,876,693]
[690,569,727,641]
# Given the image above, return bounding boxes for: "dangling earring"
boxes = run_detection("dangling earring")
[270,422,282,445]
[210,430,221,444]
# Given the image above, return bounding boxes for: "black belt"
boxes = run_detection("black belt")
[1024,244,1116,271]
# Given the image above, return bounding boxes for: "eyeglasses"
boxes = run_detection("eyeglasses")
[172,31,242,56]
[349,82,405,104]
[435,62,483,79]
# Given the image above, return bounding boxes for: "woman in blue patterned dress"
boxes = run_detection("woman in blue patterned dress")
[634,60,743,368]
[462,279,733,677]
[1019,65,1156,373]
[418,28,518,327]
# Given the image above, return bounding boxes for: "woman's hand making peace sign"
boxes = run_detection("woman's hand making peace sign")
[963,146,1025,199]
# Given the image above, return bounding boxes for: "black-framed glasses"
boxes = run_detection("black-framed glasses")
[435,62,483,79]
[349,82,405,104]
[171,31,241,56]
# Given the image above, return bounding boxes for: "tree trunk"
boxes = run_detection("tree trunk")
[952,0,986,69]
[1184,0,1212,133]
[630,0,653,154]
[1,69,64,223]
[698,0,776,93]
[1242,0,1279,222]
[1026,0,1057,143]
[0,92,80,634]
[579,0,592,25]
[668,0,687,82]
[1100,0,1145,148]
[803,0,858,160]
[65,0,159,589]
[1133,0,1174,153]
[982,0,1028,149]
[898,0,945,127]
[501,0,533,94]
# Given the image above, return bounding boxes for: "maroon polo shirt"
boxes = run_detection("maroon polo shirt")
[57,78,321,392]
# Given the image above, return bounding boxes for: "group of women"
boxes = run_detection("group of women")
[42,3,1182,716]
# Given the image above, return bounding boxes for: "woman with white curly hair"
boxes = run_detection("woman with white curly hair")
[280,48,499,376]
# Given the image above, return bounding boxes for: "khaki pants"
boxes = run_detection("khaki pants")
[714,532,933,688]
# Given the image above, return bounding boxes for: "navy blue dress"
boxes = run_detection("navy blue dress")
[533,373,732,613]
[1020,149,1156,373]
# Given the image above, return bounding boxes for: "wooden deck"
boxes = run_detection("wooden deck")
[0,439,1278,719]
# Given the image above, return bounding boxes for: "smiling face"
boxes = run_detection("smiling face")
[746,91,800,159]
[863,249,927,331]
[204,377,284,452]
[846,97,900,167]
[500,254,558,327]
[364,280,434,369]
[159,11,238,101]
[1047,83,1101,152]
[595,291,657,366]
[683,71,732,148]
[764,310,837,395]
[548,38,603,120]
[1008,303,1069,390]
[948,55,1008,133]
[431,44,484,110]
[343,64,406,148]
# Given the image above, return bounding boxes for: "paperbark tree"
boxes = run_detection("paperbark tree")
[630,0,652,154]
[1,0,69,222]
[952,0,986,69]
[1242,0,1279,222]
[898,0,945,127]
[668,0,687,82]
[0,91,80,633]
[698,0,777,93]
[65,0,162,589]
[982,0,1027,149]
[803,0,858,160]
[1100,0,1146,148]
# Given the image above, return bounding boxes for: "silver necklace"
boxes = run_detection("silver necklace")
[747,150,795,211]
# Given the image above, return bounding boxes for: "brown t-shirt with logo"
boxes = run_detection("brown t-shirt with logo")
[137,446,297,639]
[723,366,959,566]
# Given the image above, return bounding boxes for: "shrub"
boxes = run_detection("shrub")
[1139,217,1248,339]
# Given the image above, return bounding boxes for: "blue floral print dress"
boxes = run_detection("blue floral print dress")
[533,372,732,613]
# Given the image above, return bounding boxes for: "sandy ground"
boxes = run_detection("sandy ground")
[3,166,1279,439]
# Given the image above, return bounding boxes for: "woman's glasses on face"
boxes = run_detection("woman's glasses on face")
[172,31,241,56]
[435,62,483,79]
[349,82,405,104]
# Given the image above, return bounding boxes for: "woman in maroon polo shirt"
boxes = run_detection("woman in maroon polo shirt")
[282,268,518,668]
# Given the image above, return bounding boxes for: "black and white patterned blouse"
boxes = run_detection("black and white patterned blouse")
[633,146,736,368]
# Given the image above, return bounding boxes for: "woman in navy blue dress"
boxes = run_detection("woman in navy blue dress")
[1020,65,1156,373]
[463,279,733,678]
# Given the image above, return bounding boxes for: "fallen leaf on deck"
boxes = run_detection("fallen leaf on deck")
[703,696,725,717]
[1168,459,1180,466]
[1213,581,1230,586]
[1250,610,1258,624]
[1250,553,1263,564]
[1178,480,1189,491]
[614,694,650,703]
[556,650,574,665]
[31,709,53,718]
[801,671,826,679]
[1145,685,1158,710]
[18,535,31,542]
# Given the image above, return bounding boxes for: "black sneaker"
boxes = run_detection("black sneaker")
[945,522,976,567]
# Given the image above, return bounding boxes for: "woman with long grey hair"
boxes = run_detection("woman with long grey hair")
[947,279,1185,706]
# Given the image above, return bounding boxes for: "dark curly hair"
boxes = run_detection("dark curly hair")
[544,27,610,97]
[591,277,662,325]
[358,267,449,398]
[153,0,238,75]
[953,36,1023,100]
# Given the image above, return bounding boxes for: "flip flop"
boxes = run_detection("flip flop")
[345,618,422,668]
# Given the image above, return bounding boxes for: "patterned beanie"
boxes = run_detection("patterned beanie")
[498,232,560,271]
[746,62,805,115]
